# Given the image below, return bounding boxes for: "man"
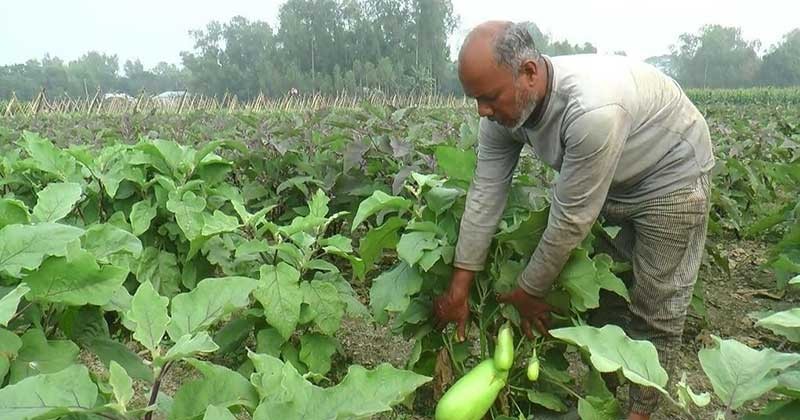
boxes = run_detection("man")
[432,21,714,420]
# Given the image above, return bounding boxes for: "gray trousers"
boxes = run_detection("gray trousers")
[589,174,711,414]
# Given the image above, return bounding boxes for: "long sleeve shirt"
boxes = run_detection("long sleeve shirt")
[453,53,715,297]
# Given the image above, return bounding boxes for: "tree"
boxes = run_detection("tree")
[645,54,678,79]
[181,16,278,97]
[671,25,761,88]
[518,21,596,57]
[67,51,121,95]
[760,29,800,86]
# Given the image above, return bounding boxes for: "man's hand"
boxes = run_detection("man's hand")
[497,287,554,339]
[432,268,475,342]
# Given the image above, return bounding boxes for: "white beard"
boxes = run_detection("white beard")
[510,88,540,131]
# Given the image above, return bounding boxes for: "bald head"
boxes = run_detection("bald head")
[457,21,547,129]
[458,20,512,66]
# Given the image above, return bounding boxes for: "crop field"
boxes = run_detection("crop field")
[0,91,798,420]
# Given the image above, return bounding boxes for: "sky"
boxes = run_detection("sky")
[1,0,797,69]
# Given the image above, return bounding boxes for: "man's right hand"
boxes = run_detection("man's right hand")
[432,268,475,342]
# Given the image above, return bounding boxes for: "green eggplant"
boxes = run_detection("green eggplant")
[493,322,514,371]
[527,348,540,381]
[435,359,509,420]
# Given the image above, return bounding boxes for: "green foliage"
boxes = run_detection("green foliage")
[249,352,431,419]
[0,101,797,419]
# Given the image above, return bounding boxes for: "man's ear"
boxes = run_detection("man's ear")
[520,59,539,86]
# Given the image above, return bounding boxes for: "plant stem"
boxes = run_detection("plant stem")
[94,411,126,420]
[144,361,173,420]
[7,301,34,324]
[537,378,583,401]
[661,392,698,420]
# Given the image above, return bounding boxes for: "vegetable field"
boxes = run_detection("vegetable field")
[0,96,798,420]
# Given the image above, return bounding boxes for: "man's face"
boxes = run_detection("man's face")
[460,56,539,129]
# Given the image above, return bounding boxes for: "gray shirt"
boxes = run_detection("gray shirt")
[453,54,715,296]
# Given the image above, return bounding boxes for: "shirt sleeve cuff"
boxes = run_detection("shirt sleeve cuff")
[452,261,485,272]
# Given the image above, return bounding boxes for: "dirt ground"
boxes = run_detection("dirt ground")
[80,239,796,420]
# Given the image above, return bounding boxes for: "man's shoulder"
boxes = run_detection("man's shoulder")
[549,54,643,119]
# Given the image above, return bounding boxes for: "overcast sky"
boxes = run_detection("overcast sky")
[1,0,797,69]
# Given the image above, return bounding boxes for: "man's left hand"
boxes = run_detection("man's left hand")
[497,287,554,338]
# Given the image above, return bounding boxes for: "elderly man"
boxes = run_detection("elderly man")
[432,21,714,419]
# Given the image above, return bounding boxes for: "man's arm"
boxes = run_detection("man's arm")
[518,105,632,296]
[453,118,524,271]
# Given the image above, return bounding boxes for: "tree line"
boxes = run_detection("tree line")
[1,0,799,101]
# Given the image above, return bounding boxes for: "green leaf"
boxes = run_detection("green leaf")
[85,337,153,382]
[550,325,668,392]
[256,327,286,357]
[9,329,79,384]
[249,352,430,420]
[57,303,109,344]
[170,359,259,420]
[167,190,206,240]
[776,368,800,397]
[305,259,339,273]
[496,207,549,255]
[299,333,338,376]
[0,364,98,420]
[756,308,800,343]
[594,254,630,301]
[203,405,237,420]
[0,199,29,229]
[0,223,84,278]
[82,223,142,262]
[396,231,438,266]
[167,276,258,341]
[307,189,330,217]
[424,186,463,215]
[418,247,449,272]
[434,145,476,182]
[369,262,423,324]
[699,335,800,410]
[0,329,22,382]
[109,361,134,410]
[319,234,353,254]
[135,247,181,298]
[676,372,711,409]
[0,284,30,326]
[559,249,629,312]
[357,216,405,278]
[127,281,170,354]
[527,390,568,412]
[25,250,129,306]
[214,318,256,354]
[351,191,411,232]
[301,280,345,335]
[494,260,524,294]
[32,182,83,222]
[279,214,329,237]
[578,396,619,420]
[254,263,303,340]
[21,132,80,180]
[743,399,800,420]
[162,332,219,364]
[130,199,157,236]
[202,210,241,236]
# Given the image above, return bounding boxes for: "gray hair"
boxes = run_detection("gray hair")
[493,22,541,72]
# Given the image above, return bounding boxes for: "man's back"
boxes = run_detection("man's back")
[492,53,715,202]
